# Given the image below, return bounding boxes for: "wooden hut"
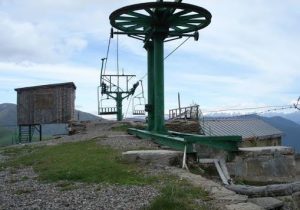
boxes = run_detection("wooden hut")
[15,82,76,142]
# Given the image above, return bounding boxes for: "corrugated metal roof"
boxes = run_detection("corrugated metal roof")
[202,118,283,139]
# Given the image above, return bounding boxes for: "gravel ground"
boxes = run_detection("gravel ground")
[0,122,163,210]
[97,134,160,151]
[0,168,159,210]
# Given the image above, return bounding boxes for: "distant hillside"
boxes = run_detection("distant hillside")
[0,103,17,127]
[282,111,300,125]
[263,111,300,125]
[0,126,14,146]
[261,116,300,153]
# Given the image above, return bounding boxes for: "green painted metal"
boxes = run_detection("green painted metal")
[109,2,243,153]
[99,74,139,121]
[128,128,242,152]
[116,92,123,121]
[110,1,211,129]
[145,42,155,131]
[169,131,241,151]
[128,128,194,152]
[110,2,211,37]
[153,35,166,133]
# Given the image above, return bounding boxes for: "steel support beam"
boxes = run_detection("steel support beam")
[145,42,155,131]
[128,128,242,152]
[128,128,193,152]
[116,92,123,121]
[153,35,166,133]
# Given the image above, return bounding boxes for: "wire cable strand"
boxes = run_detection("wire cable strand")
[136,37,191,82]
[164,37,190,60]
[103,32,112,74]
[204,105,293,113]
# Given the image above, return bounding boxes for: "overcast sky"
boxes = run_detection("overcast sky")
[0,0,299,118]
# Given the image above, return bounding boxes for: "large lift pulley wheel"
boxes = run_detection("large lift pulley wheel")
[109,2,211,40]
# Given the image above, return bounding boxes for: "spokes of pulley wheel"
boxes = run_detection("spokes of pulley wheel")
[109,2,211,38]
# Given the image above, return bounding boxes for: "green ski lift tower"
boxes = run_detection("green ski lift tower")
[109,0,242,153]
[98,58,139,121]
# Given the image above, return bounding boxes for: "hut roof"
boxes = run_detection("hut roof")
[15,82,76,92]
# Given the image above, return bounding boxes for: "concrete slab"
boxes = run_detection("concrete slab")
[239,146,294,155]
[249,197,284,210]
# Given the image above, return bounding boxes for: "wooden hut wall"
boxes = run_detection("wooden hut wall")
[17,85,75,125]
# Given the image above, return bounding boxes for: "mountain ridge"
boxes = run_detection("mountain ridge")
[1,103,299,152]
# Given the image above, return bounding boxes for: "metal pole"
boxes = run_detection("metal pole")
[178,92,181,117]
[29,125,32,142]
[145,42,155,131]
[18,125,21,143]
[39,124,42,141]
[153,35,166,133]
[116,92,123,121]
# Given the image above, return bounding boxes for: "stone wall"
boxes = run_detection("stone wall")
[227,147,296,183]
[240,137,281,148]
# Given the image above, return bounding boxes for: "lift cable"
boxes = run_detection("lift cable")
[139,72,148,81]
[136,37,191,82]
[164,37,190,60]
[103,32,112,75]
[200,99,300,121]
[117,30,119,75]
[204,104,293,114]
[202,106,296,120]
[124,94,134,119]
[116,31,120,92]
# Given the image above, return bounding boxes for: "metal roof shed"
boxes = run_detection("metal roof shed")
[201,117,283,147]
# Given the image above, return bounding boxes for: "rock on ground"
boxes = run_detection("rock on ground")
[248,197,284,210]
[122,150,182,166]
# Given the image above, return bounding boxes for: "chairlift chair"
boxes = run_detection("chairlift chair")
[98,95,118,115]
[132,80,146,116]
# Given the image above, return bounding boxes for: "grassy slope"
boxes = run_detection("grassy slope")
[0,140,212,210]
[0,126,15,147]
[2,140,154,185]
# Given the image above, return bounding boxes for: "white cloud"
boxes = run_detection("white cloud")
[0,0,299,115]
[64,37,88,52]
[0,13,90,63]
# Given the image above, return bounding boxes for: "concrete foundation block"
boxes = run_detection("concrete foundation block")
[228,146,296,183]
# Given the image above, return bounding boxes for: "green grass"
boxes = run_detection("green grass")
[147,180,212,210]
[111,123,131,132]
[1,140,155,185]
[1,139,214,210]
[0,125,52,147]
[0,126,15,147]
